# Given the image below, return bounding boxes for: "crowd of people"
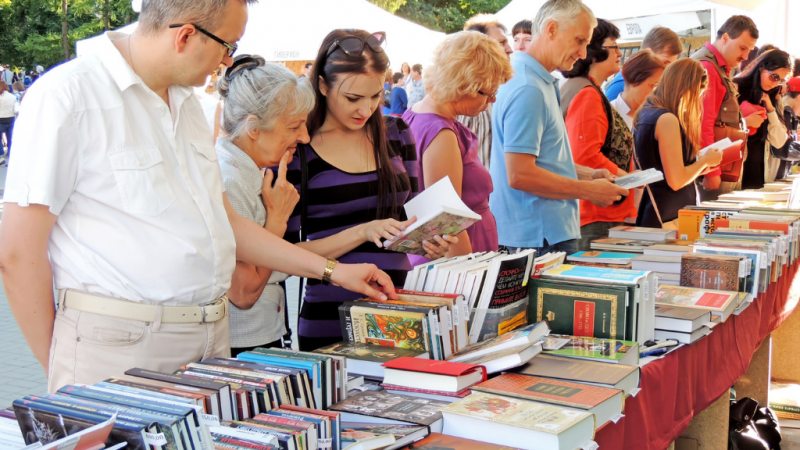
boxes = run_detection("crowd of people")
[0,0,799,390]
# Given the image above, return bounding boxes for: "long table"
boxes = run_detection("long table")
[594,261,800,450]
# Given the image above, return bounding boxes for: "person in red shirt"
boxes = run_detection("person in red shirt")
[559,19,633,250]
[692,16,761,200]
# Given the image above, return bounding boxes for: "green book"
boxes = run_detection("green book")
[541,334,639,365]
[529,278,629,341]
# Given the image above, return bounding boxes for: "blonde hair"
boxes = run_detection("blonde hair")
[424,31,513,104]
[634,58,707,155]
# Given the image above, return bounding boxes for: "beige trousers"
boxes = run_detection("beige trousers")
[47,291,231,393]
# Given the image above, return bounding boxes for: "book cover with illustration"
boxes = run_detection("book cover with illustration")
[384,177,480,256]
[529,278,628,341]
[316,342,427,363]
[329,391,448,427]
[680,254,743,291]
[541,335,638,365]
[400,432,523,449]
[471,373,622,410]
[343,306,429,353]
[442,392,592,434]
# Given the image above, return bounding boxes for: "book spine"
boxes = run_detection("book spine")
[125,368,228,391]
[214,436,277,450]
[338,304,355,342]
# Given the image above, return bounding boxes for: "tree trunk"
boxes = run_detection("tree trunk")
[61,0,69,61]
[103,0,110,30]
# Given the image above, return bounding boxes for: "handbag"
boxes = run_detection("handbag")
[729,397,781,450]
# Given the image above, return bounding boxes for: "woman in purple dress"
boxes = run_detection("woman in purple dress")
[286,30,457,350]
[403,31,512,258]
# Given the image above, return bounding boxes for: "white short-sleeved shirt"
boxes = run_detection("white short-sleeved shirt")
[4,31,236,306]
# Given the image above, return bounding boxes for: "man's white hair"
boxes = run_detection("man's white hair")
[531,0,597,37]
[138,0,257,35]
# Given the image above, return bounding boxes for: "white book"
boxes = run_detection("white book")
[383,176,481,255]
[613,168,664,189]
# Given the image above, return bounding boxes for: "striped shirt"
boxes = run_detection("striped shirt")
[457,105,492,169]
[285,116,419,351]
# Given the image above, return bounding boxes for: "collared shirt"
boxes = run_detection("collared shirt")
[4,31,236,306]
[699,42,732,178]
[407,78,426,109]
[457,105,492,169]
[489,52,580,248]
[610,95,633,130]
[216,137,287,347]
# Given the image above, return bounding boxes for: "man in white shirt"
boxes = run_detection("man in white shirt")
[406,64,426,108]
[0,0,397,393]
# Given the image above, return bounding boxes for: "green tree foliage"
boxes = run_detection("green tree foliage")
[0,0,136,71]
[367,0,512,33]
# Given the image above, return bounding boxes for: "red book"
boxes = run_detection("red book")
[719,141,744,165]
[714,219,791,234]
[382,357,486,393]
[471,373,625,427]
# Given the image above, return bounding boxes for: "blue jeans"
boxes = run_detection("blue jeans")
[0,118,13,158]
[503,238,579,258]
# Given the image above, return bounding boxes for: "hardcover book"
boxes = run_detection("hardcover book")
[470,373,624,426]
[608,226,677,242]
[440,392,595,450]
[454,342,542,374]
[529,278,628,340]
[339,304,429,354]
[383,177,480,256]
[512,354,640,396]
[448,321,549,363]
[315,341,429,380]
[540,334,639,366]
[329,392,447,429]
[654,285,739,314]
[381,358,486,393]
[680,254,743,291]
[654,305,711,333]
[567,251,638,265]
[339,423,428,450]
[590,238,656,253]
[397,432,522,449]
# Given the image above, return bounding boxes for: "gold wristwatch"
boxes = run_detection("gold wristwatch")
[321,258,338,285]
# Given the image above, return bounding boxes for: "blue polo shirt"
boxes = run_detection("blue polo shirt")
[489,52,580,248]
[604,71,625,101]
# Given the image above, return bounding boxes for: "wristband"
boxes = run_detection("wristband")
[321,258,338,286]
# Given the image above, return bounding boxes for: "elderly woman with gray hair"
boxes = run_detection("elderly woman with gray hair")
[216,55,416,355]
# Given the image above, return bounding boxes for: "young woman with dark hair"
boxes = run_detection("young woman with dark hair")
[286,29,455,350]
[559,19,634,250]
[734,49,791,188]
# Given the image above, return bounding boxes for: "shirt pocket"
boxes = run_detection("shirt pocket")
[191,141,224,202]
[108,146,176,216]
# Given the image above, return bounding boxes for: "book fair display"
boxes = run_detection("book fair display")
[3,181,800,450]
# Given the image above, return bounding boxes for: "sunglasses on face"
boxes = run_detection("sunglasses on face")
[326,32,387,57]
[169,23,238,57]
[767,71,786,85]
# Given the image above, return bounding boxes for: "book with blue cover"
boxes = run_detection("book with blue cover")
[238,352,321,411]
[567,251,639,265]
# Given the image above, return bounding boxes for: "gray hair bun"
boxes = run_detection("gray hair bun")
[216,54,267,99]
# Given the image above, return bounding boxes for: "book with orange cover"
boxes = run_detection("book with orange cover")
[714,218,792,234]
[470,373,624,427]
[399,432,522,449]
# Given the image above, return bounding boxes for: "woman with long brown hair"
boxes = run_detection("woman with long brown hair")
[285,29,455,350]
[633,59,723,228]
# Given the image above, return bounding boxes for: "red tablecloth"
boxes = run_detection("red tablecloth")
[595,262,800,450]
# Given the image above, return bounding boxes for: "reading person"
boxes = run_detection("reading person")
[0,0,398,393]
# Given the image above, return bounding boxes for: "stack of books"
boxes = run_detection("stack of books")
[314,342,428,380]
[446,321,549,374]
[653,285,739,342]
[654,305,716,344]
[402,250,537,345]
[536,264,656,345]
[608,226,678,242]
[380,358,486,403]
[329,391,448,434]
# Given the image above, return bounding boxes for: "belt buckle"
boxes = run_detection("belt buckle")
[200,305,208,323]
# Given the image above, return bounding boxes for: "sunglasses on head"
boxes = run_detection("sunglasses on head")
[326,32,387,57]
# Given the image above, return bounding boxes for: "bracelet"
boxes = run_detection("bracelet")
[321,258,338,286]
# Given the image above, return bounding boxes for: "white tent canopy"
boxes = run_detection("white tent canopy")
[495,0,798,57]
[85,0,446,71]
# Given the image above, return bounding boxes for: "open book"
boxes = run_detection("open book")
[384,176,481,256]
[613,168,664,189]
[697,138,744,165]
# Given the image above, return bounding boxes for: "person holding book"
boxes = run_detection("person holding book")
[285,29,457,351]
[215,57,421,356]
[693,16,760,199]
[403,31,512,258]
[633,59,724,228]
[560,19,635,251]
[490,0,629,256]
[0,0,400,393]
[733,49,791,189]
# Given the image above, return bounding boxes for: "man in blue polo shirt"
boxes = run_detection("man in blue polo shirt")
[490,0,628,256]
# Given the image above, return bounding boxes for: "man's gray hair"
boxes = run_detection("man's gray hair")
[217,57,315,141]
[138,0,257,35]
[531,0,596,37]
